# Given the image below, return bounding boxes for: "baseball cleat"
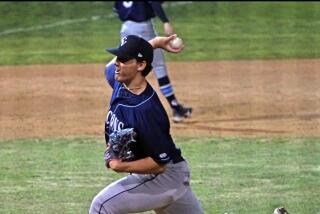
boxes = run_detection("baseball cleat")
[172,104,192,123]
[273,207,290,214]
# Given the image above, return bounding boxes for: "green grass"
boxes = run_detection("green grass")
[0,137,319,214]
[1,2,320,65]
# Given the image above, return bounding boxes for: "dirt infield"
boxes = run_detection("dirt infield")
[1,59,320,140]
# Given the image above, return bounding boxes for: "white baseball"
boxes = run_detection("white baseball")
[170,37,183,49]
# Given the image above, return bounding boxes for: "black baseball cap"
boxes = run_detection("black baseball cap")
[106,35,154,65]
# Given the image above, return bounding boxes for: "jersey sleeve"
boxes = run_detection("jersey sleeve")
[135,104,173,165]
[105,61,116,89]
[149,1,169,23]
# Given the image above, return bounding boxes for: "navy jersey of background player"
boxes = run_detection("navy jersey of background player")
[104,63,183,164]
[113,1,168,23]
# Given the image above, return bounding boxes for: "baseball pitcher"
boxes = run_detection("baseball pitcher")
[89,35,203,213]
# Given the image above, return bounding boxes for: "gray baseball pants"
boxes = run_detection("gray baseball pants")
[89,161,204,214]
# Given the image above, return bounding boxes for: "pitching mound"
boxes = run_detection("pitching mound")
[1,59,320,140]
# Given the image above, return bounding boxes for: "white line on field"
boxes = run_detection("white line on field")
[0,2,193,37]
[0,14,115,37]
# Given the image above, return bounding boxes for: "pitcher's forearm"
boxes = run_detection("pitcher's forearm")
[108,157,166,174]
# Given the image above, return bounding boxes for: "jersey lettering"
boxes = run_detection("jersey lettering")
[106,110,124,132]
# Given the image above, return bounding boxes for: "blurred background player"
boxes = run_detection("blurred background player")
[111,1,192,123]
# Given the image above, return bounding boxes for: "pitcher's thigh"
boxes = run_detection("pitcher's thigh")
[155,187,204,214]
[90,175,181,214]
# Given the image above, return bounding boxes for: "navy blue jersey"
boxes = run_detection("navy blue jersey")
[113,1,169,23]
[104,63,183,164]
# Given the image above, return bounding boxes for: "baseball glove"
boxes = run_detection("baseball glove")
[104,128,137,168]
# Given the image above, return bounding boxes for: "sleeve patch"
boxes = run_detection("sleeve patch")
[159,153,170,161]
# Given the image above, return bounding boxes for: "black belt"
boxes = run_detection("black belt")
[172,156,184,164]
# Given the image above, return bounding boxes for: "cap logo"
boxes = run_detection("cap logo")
[121,37,127,46]
[138,53,143,57]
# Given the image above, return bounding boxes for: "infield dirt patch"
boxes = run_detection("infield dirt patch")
[1,59,320,140]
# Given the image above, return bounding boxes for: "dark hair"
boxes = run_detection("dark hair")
[137,59,153,76]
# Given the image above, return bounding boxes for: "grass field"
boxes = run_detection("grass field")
[0,137,319,214]
[1,2,320,65]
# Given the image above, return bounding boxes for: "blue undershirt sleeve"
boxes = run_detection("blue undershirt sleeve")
[105,61,116,89]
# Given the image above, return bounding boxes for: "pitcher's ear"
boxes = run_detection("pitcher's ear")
[137,61,147,72]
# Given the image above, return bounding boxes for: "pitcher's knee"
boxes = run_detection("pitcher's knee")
[89,197,113,214]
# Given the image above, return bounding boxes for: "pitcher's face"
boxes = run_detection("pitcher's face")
[114,57,139,84]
